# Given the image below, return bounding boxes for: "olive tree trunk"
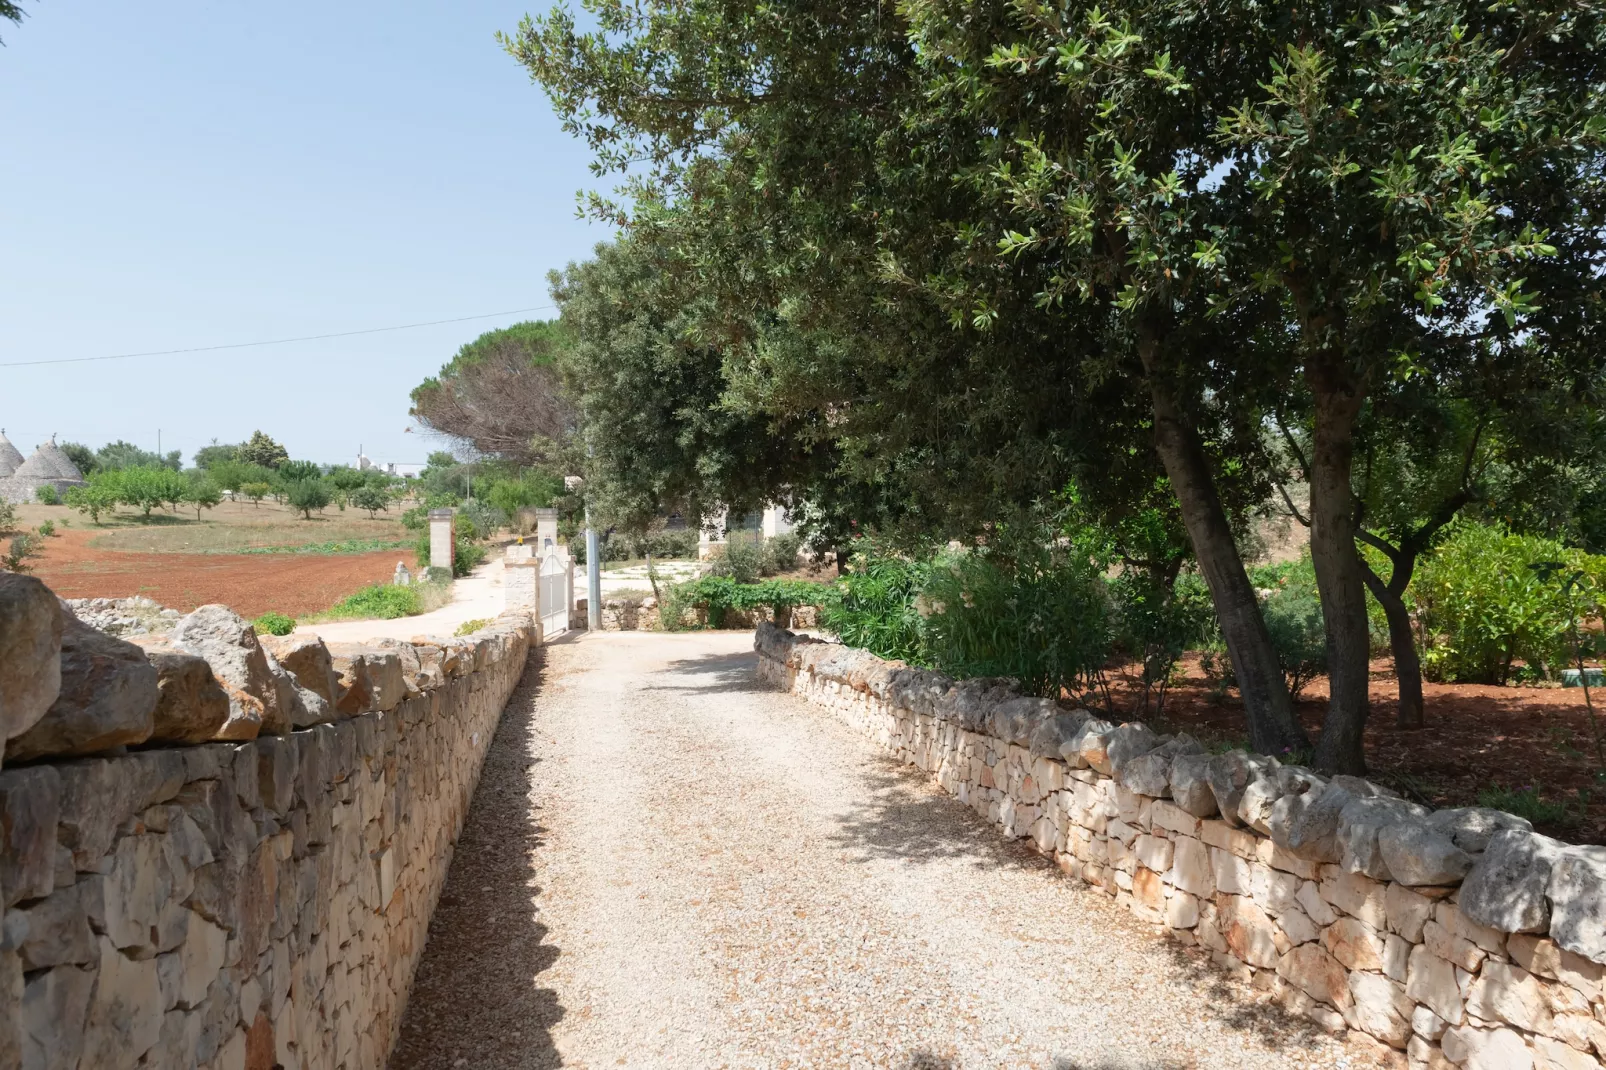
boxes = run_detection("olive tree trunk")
[1142,361,1308,755]
[1306,360,1373,774]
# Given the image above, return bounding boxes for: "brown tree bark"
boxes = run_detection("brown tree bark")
[1357,564,1424,728]
[1306,358,1373,774]
[1141,349,1309,755]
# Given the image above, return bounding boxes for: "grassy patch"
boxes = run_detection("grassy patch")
[229,538,410,556]
[454,617,492,636]
[1475,783,1584,827]
[253,611,296,636]
[307,580,453,622]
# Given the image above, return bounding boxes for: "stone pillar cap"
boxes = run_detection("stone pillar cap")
[427,508,455,519]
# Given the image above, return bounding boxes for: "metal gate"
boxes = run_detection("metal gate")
[538,551,571,638]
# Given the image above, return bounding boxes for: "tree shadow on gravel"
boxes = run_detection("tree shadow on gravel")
[826,758,1053,871]
[646,650,767,696]
[389,657,566,1069]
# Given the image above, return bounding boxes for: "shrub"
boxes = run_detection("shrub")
[253,611,296,636]
[323,584,421,620]
[1109,569,1216,713]
[1260,557,1329,699]
[34,485,58,506]
[400,505,428,530]
[1475,783,1581,828]
[923,536,1113,700]
[820,546,931,663]
[0,500,15,535]
[454,618,492,636]
[351,485,390,518]
[65,481,118,524]
[662,576,833,628]
[184,476,223,519]
[239,482,273,507]
[286,479,333,519]
[764,531,804,574]
[1413,520,1606,684]
[36,520,55,538]
[458,499,504,539]
[707,533,766,583]
[649,529,698,559]
[3,533,42,573]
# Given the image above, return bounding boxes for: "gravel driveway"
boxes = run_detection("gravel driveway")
[390,631,1352,1070]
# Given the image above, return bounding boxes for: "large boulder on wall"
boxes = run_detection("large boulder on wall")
[0,573,63,755]
[6,606,158,761]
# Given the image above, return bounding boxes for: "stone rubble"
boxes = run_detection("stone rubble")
[0,573,537,1069]
[757,622,1606,1070]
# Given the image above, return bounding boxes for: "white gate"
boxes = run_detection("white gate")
[537,550,572,639]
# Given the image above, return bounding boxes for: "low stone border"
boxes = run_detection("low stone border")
[756,623,1606,1070]
[0,574,537,1069]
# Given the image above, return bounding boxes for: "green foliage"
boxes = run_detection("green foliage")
[454,618,493,636]
[3,533,42,573]
[94,440,181,472]
[286,479,332,520]
[820,547,932,665]
[234,539,409,556]
[663,576,832,628]
[237,431,289,470]
[36,520,55,538]
[765,531,803,573]
[1108,569,1215,712]
[184,475,223,519]
[400,505,428,531]
[455,542,488,577]
[64,480,117,524]
[707,534,766,584]
[276,460,321,484]
[351,486,391,518]
[111,467,189,517]
[33,484,58,506]
[0,501,14,536]
[192,442,240,469]
[1259,560,1330,700]
[457,499,503,540]
[922,533,1113,700]
[323,584,422,620]
[253,612,296,636]
[1475,784,1583,829]
[239,482,272,506]
[60,442,98,476]
[1415,521,1606,685]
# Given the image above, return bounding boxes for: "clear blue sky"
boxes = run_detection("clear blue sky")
[0,1,608,467]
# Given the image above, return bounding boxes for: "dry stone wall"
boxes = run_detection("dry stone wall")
[0,573,536,1069]
[757,623,1606,1070]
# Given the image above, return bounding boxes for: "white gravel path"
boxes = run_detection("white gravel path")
[391,631,1359,1070]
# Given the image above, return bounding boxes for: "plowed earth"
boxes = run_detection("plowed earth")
[23,527,399,619]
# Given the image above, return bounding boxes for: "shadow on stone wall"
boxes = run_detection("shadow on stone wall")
[389,657,564,1068]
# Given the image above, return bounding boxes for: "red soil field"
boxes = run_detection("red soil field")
[24,527,402,619]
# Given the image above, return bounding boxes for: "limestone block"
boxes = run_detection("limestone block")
[1435,900,1508,957]
[329,646,407,716]
[1319,869,1388,930]
[1408,942,1466,1025]
[1386,883,1437,943]
[260,634,339,706]
[83,934,163,1066]
[0,574,62,751]
[1279,904,1319,946]
[1323,916,1386,972]
[1201,818,1258,859]
[1377,820,1475,887]
[0,765,59,906]
[1347,970,1413,1048]
[1270,780,1360,864]
[1338,795,1430,881]
[129,642,231,744]
[1169,837,1215,898]
[1383,932,1410,981]
[1101,722,1162,777]
[1152,800,1200,838]
[1133,866,1166,916]
[1429,807,1535,854]
[1134,834,1174,874]
[1249,863,1301,916]
[1212,847,1253,896]
[6,613,158,761]
[1532,1036,1601,1070]
[1166,890,1199,929]
[19,962,93,1070]
[1507,935,1604,1002]
[256,736,298,814]
[1257,837,1320,880]
[9,876,95,968]
[1413,1004,1449,1041]
[1218,893,1282,968]
[171,604,286,737]
[1441,1025,1535,1070]
[1168,752,1218,818]
[1205,751,1277,829]
[1424,920,1488,973]
[1237,776,1284,835]
[1466,960,1554,1035]
[1547,846,1606,966]
[1277,942,1353,1010]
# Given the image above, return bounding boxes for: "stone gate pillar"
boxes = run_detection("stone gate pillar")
[534,507,559,552]
[428,509,455,572]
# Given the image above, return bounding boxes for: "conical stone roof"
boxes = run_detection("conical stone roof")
[0,430,22,478]
[14,439,85,481]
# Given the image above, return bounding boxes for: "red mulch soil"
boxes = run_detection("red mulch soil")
[1095,655,1606,846]
[23,528,401,619]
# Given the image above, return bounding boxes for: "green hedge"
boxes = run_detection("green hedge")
[663,576,833,628]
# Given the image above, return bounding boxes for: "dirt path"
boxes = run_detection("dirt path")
[391,632,1352,1070]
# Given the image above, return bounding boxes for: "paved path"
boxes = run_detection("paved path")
[390,632,1350,1070]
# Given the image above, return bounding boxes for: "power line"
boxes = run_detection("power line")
[0,304,558,369]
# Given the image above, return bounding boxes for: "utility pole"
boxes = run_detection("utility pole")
[585,505,601,631]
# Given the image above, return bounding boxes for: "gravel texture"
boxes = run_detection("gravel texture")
[391,632,1361,1070]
